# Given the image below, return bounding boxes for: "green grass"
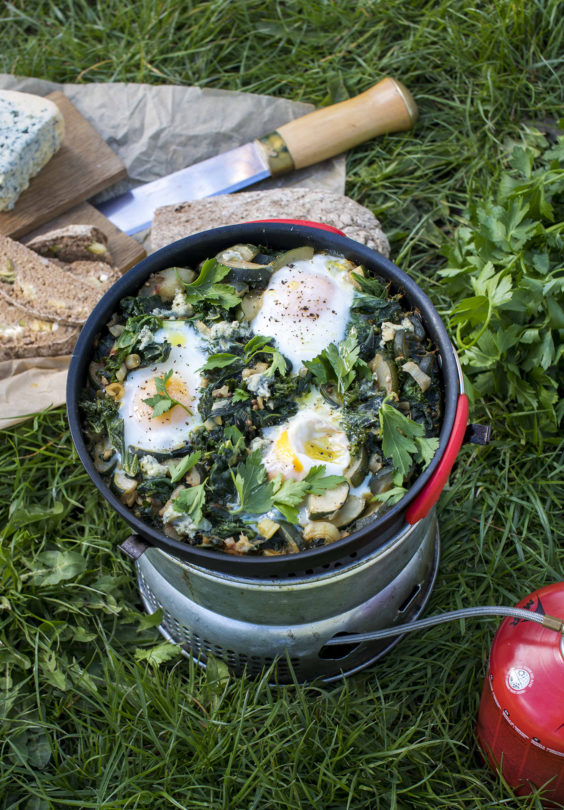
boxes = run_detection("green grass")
[1,1,563,808]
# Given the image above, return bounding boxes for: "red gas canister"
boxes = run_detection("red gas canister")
[477,582,564,805]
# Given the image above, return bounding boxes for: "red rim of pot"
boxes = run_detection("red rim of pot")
[67,222,463,577]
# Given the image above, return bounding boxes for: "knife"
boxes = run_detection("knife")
[96,77,418,235]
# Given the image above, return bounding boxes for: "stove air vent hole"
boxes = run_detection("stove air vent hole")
[398,584,421,613]
[318,632,361,660]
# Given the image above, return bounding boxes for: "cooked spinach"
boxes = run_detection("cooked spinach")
[80,395,118,436]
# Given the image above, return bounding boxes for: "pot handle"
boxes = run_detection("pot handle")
[119,535,149,560]
[405,393,469,525]
[248,218,346,235]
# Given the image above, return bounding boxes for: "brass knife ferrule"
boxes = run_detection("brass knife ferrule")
[256,131,295,176]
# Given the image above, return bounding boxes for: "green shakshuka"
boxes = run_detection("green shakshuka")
[80,244,442,555]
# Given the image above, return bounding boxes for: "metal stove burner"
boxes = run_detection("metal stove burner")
[126,508,439,684]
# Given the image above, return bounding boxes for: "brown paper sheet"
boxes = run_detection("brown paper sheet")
[0,356,70,428]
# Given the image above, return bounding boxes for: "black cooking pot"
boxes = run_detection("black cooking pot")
[67,221,467,577]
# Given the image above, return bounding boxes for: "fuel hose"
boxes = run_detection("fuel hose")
[323,605,564,646]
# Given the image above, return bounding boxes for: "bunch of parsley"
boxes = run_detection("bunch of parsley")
[440,127,563,439]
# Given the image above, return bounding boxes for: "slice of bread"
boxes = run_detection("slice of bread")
[0,297,78,361]
[64,260,121,290]
[0,234,103,325]
[25,224,113,265]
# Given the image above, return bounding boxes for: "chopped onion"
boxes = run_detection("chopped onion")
[402,360,431,392]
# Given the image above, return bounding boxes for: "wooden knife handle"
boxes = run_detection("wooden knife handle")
[257,77,418,174]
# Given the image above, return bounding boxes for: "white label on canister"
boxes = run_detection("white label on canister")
[506,665,534,693]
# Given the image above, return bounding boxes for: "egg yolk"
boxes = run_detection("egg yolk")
[302,436,344,462]
[132,373,193,427]
[273,430,304,474]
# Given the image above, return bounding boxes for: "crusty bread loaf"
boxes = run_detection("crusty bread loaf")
[0,234,103,325]
[151,188,390,256]
[0,298,78,361]
[25,224,113,265]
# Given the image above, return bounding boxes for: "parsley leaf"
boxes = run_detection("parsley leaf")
[415,436,440,467]
[371,485,408,506]
[270,467,348,523]
[230,453,347,523]
[303,329,370,397]
[143,369,191,418]
[183,259,240,310]
[200,353,239,370]
[201,334,287,377]
[170,451,202,484]
[230,450,273,515]
[379,401,438,478]
[270,476,310,523]
[173,482,207,526]
[302,465,348,495]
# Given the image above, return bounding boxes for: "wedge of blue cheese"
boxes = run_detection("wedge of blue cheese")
[0,90,65,211]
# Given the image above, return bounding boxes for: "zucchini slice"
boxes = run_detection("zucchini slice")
[354,499,385,530]
[215,244,259,264]
[93,439,118,474]
[112,470,138,506]
[369,467,395,496]
[224,262,273,287]
[307,482,349,520]
[241,290,264,321]
[270,246,314,272]
[370,353,398,396]
[140,266,195,300]
[344,446,368,487]
[302,521,341,544]
[330,494,365,528]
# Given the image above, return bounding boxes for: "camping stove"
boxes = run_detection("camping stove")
[121,507,439,683]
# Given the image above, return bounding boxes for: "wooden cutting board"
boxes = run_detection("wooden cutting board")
[22,201,146,275]
[0,91,127,239]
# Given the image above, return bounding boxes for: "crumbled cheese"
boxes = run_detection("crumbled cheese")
[246,372,271,398]
[380,318,415,344]
[0,91,65,211]
[249,436,269,452]
[162,499,211,538]
[170,289,193,317]
[140,455,169,478]
[161,500,182,525]
[209,320,242,339]
[137,325,154,350]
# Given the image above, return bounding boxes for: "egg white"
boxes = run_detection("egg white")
[250,253,355,371]
[119,321,207,453]
[262,393,351,482]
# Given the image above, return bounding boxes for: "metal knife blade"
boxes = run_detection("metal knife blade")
[96,141,271,235]
[95,78,419,236]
